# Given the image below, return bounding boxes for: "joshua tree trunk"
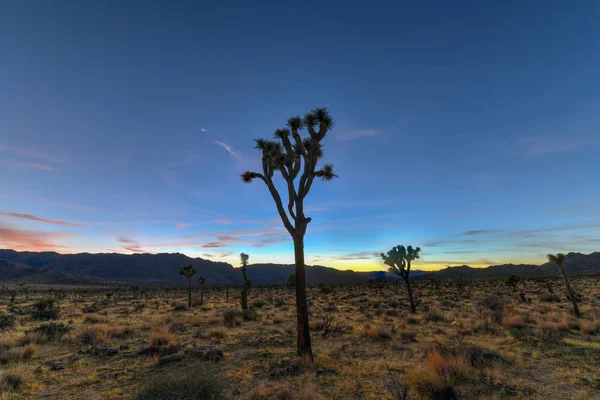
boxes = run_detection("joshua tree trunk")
[558,264,582,318]
[187,279,192,308]
[226,287,229,302]
[200,285,204,306]
[241,272,249,311]
[404,278,416,313]
[293,233,313,362]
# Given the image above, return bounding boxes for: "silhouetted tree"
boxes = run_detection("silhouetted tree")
[197,276,206,306]
[179,264,196,308]
[505,275,520,292]
[547,253,581,318]
[381,245,421,313]
[240,253,250,311]
[241,108,337,362]
[287,273,296,288]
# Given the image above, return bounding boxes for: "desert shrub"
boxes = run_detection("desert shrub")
[509,325,565,344]
[0,344,37,365]
[361,324,392,340]
[31,299,60,320]
[251,300,265,309]
[399,329,417,342]
[580,320,599,335]
[84,314,108,324]
[34,322,71,340]
[425,311,445,323]
[207,327,227,339]
[274,298,285,307]
[272,314,285,324]
[0,312,16,331]
[133,368,224,400]
[540,293,561,303]
[501,314,526,329]
[0,370,26,392]
[242,309,257,321]
[480,296,504,311]
[318,284,333,294]
[150,326,175,346]
[83,303,101,313]
[107,326,135,338]
[79,328,107,345]
[223,309,241,327]
[172,303,187,312]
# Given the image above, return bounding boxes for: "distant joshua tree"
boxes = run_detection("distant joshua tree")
[179,264,196,308]
[241,108,337,362]
[547,253,582,318]
[197,276,206,306]
[240,253,250,311]
[381,245,421,313]
[505,275,520,292]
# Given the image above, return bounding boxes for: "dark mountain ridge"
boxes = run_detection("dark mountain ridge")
[0,249,598,285]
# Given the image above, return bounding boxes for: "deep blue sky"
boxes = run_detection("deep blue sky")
[1,1,599,270]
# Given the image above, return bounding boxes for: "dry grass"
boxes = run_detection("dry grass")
[149,325,175,346]
[0,276,598,399]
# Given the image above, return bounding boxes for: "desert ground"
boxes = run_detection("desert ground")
[1,276,599,400]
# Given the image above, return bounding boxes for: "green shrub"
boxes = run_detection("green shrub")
[222,309,241,327]
[242,310,257,321]
[251,300,265,309]
[540,293,561,303]
[0,312,16,331]
[172,303,187,312]
[133,368,224,400]
[274,298,285,307]
[31,299,60,320]
[35,322,71,340]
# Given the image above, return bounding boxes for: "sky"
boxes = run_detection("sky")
[1,1,599,272]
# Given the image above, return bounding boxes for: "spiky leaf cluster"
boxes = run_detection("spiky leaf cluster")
[241,108,337,236]
[381,245,421,279]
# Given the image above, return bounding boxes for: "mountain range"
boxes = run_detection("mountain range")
[0,249,598,286]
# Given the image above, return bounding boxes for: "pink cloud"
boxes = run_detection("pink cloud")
[0,226,71,251]
[0,212,83,227]
[175,223,193,229]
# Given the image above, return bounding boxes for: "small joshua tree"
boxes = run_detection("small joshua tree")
[547,253,581,318]
[241,108,337,362]
[505,275,520,292]
[240,253,250,311]
[197,276,206,306]
[381,245,421,313]
[179,264,196,309]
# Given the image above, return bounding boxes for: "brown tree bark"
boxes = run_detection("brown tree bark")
[404,278,416,313]
[558,265,582,318]
[293,234,313,362]
[187,279,192,308]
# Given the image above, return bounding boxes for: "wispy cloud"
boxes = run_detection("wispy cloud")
[212,219,232,225]
[0,144,68,163]
[337,129,381,140]
[214,141,241,160]
[175,223,193,229]
[28,163,57,171]
[201,128,208,132]
[460,229,499,236]
[0,212,83,227]
[0,225,71,251]
[521,136,592,156]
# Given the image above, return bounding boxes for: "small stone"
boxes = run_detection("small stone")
[158,353,183,365]
[92,344,119,356]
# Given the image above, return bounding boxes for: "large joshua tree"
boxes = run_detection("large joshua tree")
[547,253,582,318]
[241,107,337,362]
[381,245,421,313]
[240,252,250,311]
[179,264,196,308]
